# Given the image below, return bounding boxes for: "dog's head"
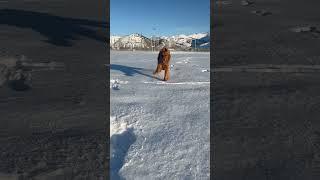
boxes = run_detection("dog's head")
[161,47,170,55]
[161,48,170,62]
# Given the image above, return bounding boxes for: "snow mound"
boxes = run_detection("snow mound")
[110,79,128,90]
[110,116,129,136]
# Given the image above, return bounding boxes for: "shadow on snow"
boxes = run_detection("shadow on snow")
[0,9,107,46]
[110,64,163,81]
[110,127,136,180]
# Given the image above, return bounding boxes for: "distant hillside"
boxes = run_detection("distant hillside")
[111,33,152,50]
[111,32,210,51]
[191,34,210,49]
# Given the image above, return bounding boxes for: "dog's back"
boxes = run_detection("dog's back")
[158,47,171,65]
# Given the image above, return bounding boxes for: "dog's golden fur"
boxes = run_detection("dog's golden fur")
[153,47,171,81]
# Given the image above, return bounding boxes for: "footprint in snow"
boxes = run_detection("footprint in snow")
[112,84,120,90]
[216,0,232,6]
[251,10,272,16]
[110,116,136,180]
[176,57,191,64]
[289,26,320,38]
[241,0,254,6]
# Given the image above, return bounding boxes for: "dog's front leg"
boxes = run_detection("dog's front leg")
[164,65,170,81]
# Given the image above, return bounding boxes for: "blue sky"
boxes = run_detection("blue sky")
[111,0,210,37]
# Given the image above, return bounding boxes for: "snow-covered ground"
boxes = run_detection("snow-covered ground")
[110,50,210,180]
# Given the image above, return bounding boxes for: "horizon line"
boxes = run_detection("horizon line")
[110,31,210,37]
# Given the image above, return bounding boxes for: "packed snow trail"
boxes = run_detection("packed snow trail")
[110,51,210,180]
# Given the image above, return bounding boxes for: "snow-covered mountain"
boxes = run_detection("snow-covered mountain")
[111,33,153,50]
[165,32,210,49]
[110,32,210,50]
[191,33,210,49]
[110,36,121,45]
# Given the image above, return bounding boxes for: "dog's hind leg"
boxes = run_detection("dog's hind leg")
[153,64,162,75]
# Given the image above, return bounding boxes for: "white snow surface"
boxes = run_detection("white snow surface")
[110,50,210,180]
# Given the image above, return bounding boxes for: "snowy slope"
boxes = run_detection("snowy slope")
[110,51,210,180]
[189,33,209,39]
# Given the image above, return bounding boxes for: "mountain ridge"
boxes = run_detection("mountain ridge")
[110,32,210,50]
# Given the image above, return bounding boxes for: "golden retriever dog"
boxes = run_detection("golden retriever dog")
[153,47,171,81]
